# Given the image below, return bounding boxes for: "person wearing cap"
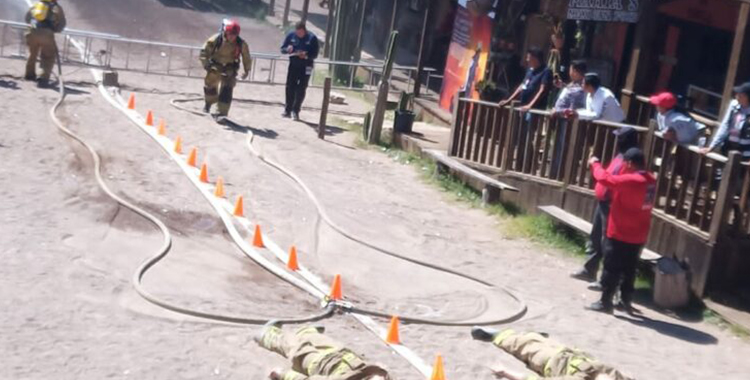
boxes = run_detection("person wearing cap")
[566,74,625,123]
[700,82,750,161]
[586,148,656,314]
[255,323,391,380]
[469,328,632,380]
[571,127,639,285]
[650,92,705,146]
[281,22,320,121]
[199,20,252,118]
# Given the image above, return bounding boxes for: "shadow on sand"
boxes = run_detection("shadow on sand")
[615,314,718,345]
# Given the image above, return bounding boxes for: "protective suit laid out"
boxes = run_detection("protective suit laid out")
[472,328,634,380]
[256,324,390,380]
[199,20,251,117]
[24,0,66,86]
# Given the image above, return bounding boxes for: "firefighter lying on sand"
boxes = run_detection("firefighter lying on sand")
[471,327,634,380]
[255,323,391,380]
[199,19,251,118]
[24,0,66,88]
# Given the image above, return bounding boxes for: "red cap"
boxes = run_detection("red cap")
[649,92,677,109]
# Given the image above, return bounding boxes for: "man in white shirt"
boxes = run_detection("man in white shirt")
[566,73,625,123]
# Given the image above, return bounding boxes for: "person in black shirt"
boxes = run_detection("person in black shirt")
[280,22,320,121]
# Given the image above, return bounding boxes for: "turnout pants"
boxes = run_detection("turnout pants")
[600,238,641,307]
[260,326,388,380]
[582,201,610,278]
[204,68,237,116]
[25,29,57,80]
[285,60,311,114]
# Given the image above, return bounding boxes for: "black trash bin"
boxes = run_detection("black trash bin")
[394,110,415,134]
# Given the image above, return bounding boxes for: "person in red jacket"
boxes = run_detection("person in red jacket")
[586,147,656,314]
[571,127,639,285]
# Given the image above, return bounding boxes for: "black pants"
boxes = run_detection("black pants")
[582,201,610,277]
[285,61,311,114]
[600,238,642,307]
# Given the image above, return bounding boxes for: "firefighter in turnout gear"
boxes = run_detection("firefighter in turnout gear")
[471,328,634,380]
[199,19,252,118]
[24,0,66,88]
[255,323,391,380]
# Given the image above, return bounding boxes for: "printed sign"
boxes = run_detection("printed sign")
[567,0,640,23]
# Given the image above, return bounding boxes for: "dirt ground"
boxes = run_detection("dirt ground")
[2,1,750,379]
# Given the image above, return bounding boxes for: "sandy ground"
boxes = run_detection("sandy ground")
[3,1,750,379]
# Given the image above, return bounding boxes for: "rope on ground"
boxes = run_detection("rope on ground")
[49,53,335,326]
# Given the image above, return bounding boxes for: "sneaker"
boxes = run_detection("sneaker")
[24,73,37,81]
[587,282,603,291]
[292,112,300,121]
[470,326,498,342]
[570,269,596,282]
[585,301,614,315]
[281,111,291,118]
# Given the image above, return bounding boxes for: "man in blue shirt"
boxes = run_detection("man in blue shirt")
[281,22,320,121]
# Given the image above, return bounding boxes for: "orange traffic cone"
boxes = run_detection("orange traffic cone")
[187,147,197,167]
[386,316,401,344]
[431,355,445,380]
[329,274,342,300]
[233,196,244,217]
[146,111,154,126]
[287,246,299,271]
[174,136,183,154]
[214,176,225,198]
[127,94,135,110]
[157,119,166,135]
[253,225,265,248]
[199,163,209,183]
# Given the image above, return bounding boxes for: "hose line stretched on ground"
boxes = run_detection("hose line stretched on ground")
[169,97,529,326]
[48,53,335,325]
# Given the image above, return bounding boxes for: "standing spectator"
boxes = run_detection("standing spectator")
[549,60,587,178]
[498,47,552,163]
[571,127,639,285]
[567,73,625,123]
[281,22,320,121]
[650,92,705,146]
[586,148,656,314]
[700,82,750,161]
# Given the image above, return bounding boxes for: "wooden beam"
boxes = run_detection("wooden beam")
[621,0,658,115]
[413,2,432,97]
[319,77,331,139]
[324,0,336,58]
[355,0,368,61]
[721,2,750,115]
[709,152,741,244]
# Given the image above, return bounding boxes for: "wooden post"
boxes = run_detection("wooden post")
[301,0,311,23]
[319,77,332,139]
[709,152,741,244]
[283,0,292,27]
[721,2,750,115]
[447,95,461,156]
[369,31,399,144]
[413,2,431,97]
[324,0,335,58]
[269,0,276,17]
[562,118,581,187]
[387,0,399,50]
[620,0,657,117]
[643,119,657,165]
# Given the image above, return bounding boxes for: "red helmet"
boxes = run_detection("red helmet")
[223,19,240,36]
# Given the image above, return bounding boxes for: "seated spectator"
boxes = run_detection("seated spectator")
[650,92,705,146]
[700,82,750,161]
[567,73,625,123]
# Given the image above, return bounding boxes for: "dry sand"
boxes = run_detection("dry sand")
[2,1,750,379]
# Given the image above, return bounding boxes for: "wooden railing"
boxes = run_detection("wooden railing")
[448,97,750,241]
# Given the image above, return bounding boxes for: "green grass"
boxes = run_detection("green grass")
[703,309,750,340]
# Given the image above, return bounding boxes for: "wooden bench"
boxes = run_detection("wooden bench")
[424,149,519,205]
[539,205,662,262]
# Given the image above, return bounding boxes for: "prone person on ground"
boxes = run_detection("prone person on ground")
[281,22,320,121]
[470,327,633,380]
[24,0,66,88]
[586,148,656,315]
[498,47,552,113]
[699,81,750,161]
[565,74,625,123]
[649,92,705,146]
[570,127,639,287]
[255,322,391,380]
[199,19,252,119]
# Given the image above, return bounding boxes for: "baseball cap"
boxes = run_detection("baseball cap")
[623,147,645,166]
[649,92,677,109]
[733,82,750,97]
